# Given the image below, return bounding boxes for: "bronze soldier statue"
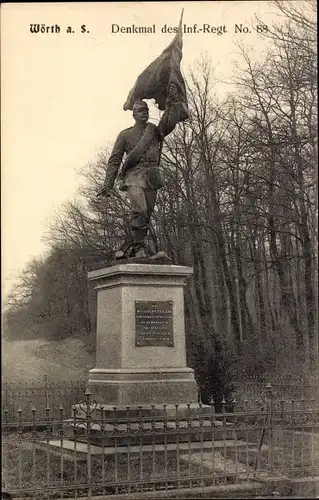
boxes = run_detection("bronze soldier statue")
[98,82,187,260]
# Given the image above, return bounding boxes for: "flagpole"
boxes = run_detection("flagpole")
[180,8,184,26]
[123,7,188,112]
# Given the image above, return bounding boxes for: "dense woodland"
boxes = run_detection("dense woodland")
[4,2,317,402]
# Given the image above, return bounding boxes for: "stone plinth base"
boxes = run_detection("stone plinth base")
[87,263,198,406]
[87,367,197,406]
[69,403,236,447]
[74,402,210,420]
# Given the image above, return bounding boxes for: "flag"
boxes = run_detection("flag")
[123,10,189,120]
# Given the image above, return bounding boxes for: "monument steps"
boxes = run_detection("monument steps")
[34,437,256,461]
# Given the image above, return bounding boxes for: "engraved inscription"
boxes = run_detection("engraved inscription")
[135,301,174,347]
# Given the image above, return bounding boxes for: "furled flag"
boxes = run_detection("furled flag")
[123,10,189,121]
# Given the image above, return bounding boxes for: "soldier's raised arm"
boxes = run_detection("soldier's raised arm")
[157,82,189,139]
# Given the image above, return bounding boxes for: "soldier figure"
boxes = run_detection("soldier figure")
[99,82,186,259]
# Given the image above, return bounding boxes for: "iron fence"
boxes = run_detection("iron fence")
[1,377,87,420]
[231,379,319,406]
[2,386,319,499]
[2,376,318,422]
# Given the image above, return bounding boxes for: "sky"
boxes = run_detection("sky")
[1,1,279,298]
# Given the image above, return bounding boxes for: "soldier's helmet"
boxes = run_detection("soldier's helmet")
[132,100,149,111]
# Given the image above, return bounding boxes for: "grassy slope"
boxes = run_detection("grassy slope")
[2,338,95,385]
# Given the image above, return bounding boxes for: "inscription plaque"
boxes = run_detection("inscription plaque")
[135,301,174,347]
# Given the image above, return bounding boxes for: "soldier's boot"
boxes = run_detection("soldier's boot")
[115,249,125,260]
[134,245,148,259]
[131,224,148,258]
[150,251,171,261]
[115,236,134,260]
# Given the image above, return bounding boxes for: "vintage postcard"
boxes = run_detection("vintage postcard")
[1,1,318,498]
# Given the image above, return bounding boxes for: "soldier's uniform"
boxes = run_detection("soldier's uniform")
[104,101,182,256]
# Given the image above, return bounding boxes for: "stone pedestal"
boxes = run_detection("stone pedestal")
[87,263,198,406]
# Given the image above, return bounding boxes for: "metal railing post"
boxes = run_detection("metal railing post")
[266,383,273,473]
[44,374,49,409]
[85,389,92,500]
